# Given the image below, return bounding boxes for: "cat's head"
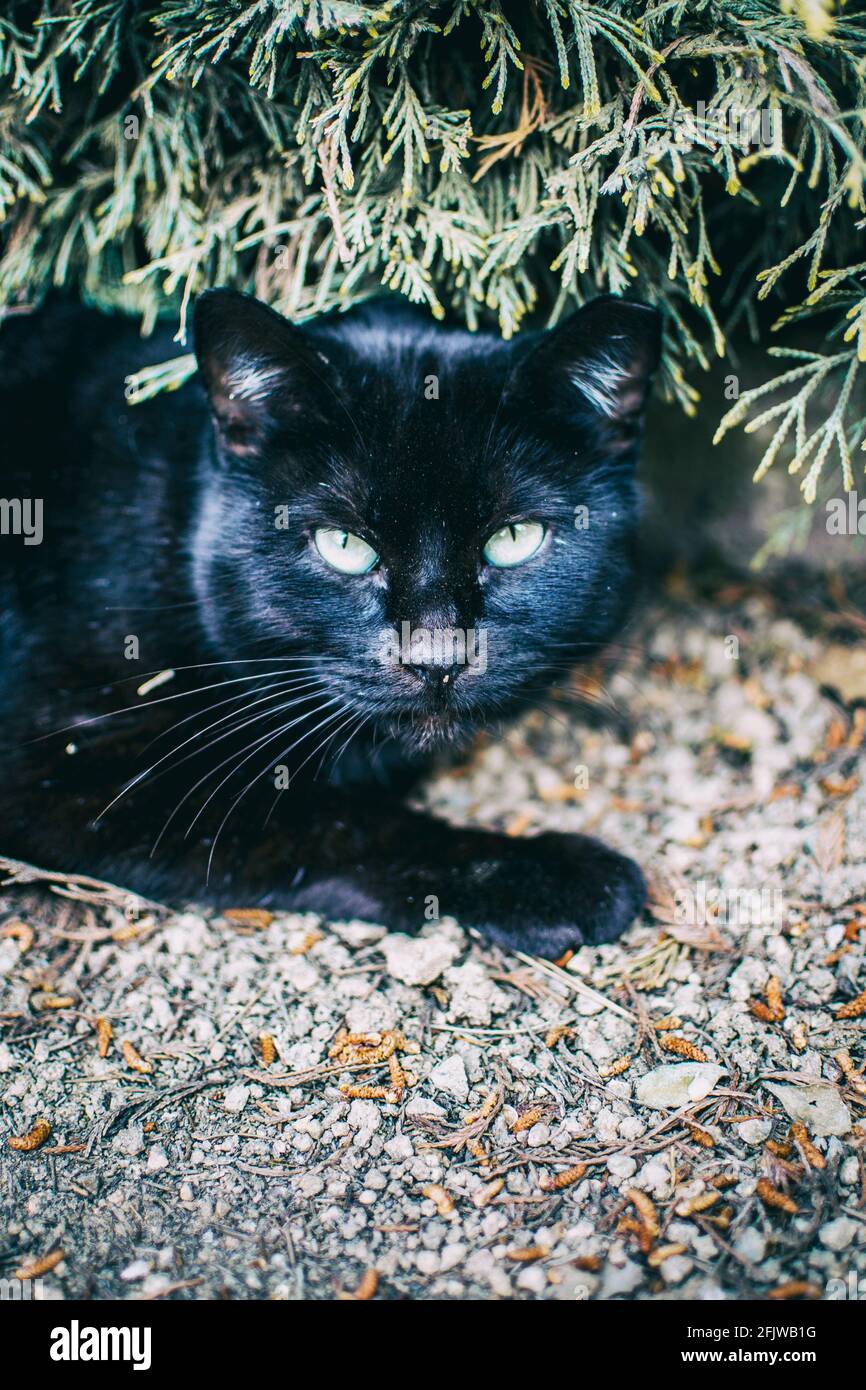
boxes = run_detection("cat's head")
[193,290,660,753]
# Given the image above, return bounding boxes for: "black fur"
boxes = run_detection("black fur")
[0,292,660,957]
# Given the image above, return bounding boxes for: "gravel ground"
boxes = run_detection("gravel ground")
[2,575,865,1302]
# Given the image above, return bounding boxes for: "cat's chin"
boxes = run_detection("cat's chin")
[393,710,477,753]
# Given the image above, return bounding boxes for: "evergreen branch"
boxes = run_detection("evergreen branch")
[0,0,864,512]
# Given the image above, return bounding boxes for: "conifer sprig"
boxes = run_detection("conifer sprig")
[1,1,864,505]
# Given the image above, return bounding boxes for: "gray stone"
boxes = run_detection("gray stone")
[380,932,460,986]
[428,1054,469,1101]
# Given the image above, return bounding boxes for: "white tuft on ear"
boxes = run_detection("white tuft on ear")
[510,297,661,452]
[194,289,339,454]
[567,355,631,419]
[225,359,286,404]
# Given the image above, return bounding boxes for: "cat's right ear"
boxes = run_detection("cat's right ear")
[508,296,661,456]
[194,289,336,457]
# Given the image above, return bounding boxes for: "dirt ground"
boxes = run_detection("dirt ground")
[2,573,865,1301]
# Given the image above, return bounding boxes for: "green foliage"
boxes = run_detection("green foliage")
[1,0,864,505]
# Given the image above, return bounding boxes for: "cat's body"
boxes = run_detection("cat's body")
[0,292,659,956]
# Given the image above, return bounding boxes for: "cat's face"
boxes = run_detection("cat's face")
[193,292,660,752]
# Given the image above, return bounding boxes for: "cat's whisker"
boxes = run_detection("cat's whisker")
[291,704,361,787]
[309,713,357,784]
[131,679,327,793]
[148,691,334,858]
[138,674,324,756]
[530,679,621,719]
[152,685,330,800]
[525,698,581,738]
[540,635,647,658]
[204,700,355,880]
[300,706,364,783]
[480,351,520,471]
[304,369,369,457]
[525,658,635,714]
[97,682,327,826]
[107,657,340,683]
[260,704,365,827]
[24,667,331,749]
[324,708,370,779]
[183,695,345,847]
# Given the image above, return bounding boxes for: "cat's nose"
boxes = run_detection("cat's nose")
[406,663,461,690]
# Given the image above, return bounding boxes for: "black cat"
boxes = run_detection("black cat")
[0,291,659,957]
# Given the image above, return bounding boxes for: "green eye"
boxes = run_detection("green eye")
[314,527,379,575]
[483,521,545,568]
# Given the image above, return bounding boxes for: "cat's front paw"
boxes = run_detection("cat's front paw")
[454,831,645,959]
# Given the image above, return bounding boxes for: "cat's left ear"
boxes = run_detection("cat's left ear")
[512,296,661,453]
[194,289,337,457]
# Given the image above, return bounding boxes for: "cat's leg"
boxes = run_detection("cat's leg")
[139,796,645,958]
[277,796,646,957]
[1,749,643,957]
[137,791,644,958]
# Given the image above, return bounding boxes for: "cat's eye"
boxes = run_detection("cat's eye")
[314,527,379,575]
[482,521,545,568]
